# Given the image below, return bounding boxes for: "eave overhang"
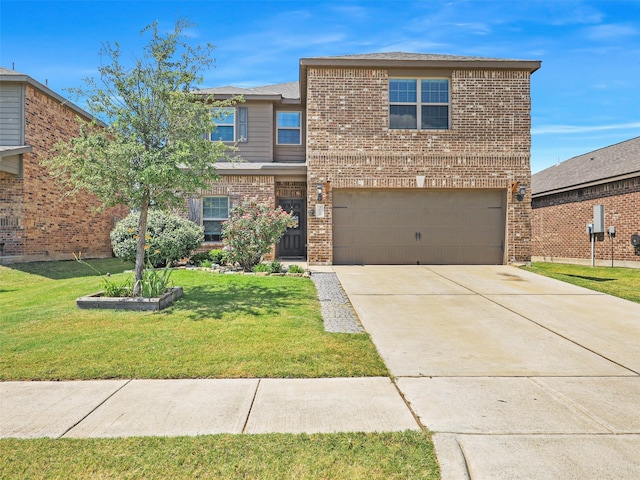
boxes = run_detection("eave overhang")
[532,170,640,199]
[299,56,541,103]
[215,162,307,176]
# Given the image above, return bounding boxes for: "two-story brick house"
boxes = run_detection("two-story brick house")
[193,52,540,265]
[0,67,128,263]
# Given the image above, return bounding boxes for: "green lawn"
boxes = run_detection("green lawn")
[0,259,387,380]
[0,431,439,479]
[522,262,640,303]
[0,260,440,479]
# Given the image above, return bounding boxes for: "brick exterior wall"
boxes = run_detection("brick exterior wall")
[191,174,277,258]
[305,67,532,264]
[532,176,640,266]
[0,84,128,262]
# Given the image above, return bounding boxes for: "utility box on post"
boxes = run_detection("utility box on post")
[593,205,605,234]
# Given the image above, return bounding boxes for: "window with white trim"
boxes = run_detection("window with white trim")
[276,111,301,145]
[202,196,229,242]
[389,78,450,130]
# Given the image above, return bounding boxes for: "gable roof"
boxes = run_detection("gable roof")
[0,66,96,122]
[196,81,300,102]
[532,136,640,196]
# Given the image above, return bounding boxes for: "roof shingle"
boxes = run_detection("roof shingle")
[532,136,640,195]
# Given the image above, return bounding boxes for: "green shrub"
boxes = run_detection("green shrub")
[189,252,210,266]
[111,210,204,267]
[269,260,283,273]
[253,261,283,274]
[209,249,226,265]
[288,264,305,274]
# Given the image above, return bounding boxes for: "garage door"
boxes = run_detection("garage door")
[333,189,506,265]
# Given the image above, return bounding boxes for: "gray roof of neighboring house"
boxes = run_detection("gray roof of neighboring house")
[196,81,300,100]
[0,66,23,76]
[0,66,97,122]
[532,136,640,196]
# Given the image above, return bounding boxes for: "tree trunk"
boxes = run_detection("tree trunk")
[133,195,150,296]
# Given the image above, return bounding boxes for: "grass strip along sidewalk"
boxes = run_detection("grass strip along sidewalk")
[1,432,439,479]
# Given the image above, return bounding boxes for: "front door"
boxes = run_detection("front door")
[277,198,307,258]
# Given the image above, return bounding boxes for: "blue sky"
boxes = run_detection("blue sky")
[1,0,639,173]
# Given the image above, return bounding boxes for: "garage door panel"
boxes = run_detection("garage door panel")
[333,189,506,265]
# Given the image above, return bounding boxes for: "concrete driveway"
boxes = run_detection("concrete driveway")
[334,265,640,480]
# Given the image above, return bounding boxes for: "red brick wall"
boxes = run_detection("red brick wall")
[0,84,128,261]
[532,177,640,266]
[305,67,533,264]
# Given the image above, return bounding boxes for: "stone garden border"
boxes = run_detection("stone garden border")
[76,287,183,311]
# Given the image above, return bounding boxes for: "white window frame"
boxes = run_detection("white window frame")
[202,196,229,243]
[210,108,235,142]
[276,111,302,145]
[389,78,450,130]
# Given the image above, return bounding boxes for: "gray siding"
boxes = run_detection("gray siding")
[274,109,305,162]
[0,154,22,175]
[233,102,273,162]
[0,83,24,146]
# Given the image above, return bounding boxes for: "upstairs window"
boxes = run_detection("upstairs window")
[389,79,450,130]
[276,111,301,145]
[211,108,235,142]
[202,196,229,242]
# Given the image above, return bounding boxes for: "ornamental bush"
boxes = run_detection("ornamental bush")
[222,200,297,271]
[111,209,204,267]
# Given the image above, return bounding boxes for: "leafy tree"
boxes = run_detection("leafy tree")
[222,200,297,271]
[45,19,236,295]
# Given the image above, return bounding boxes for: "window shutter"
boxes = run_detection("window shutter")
[188,198,202,224]
[238,107,248,142]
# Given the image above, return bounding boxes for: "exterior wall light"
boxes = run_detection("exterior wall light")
[316,184,323,201]
[517,185,526,201]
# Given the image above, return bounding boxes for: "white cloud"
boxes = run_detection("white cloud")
[453,22,492,35]
[532,122,640,135]
[584,23,638,40]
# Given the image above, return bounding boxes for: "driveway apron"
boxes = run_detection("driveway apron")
[334,265,640,480]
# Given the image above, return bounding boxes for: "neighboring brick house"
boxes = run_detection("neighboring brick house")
[0,67,128,263]
[193,52,540,265]
[532,136,640,268]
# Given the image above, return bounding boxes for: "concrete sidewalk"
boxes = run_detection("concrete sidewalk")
[335,265,640,480]
[0,377,419,438]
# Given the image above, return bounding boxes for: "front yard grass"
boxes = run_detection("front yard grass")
[0,431,439,479]
[522,262,640,303]
[0,259,387,380]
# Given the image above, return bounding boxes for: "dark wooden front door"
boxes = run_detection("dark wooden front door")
[277,198,306,258]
